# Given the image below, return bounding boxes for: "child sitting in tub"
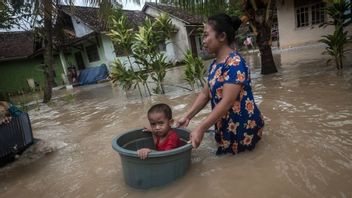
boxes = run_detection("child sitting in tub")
[137,103,181,159]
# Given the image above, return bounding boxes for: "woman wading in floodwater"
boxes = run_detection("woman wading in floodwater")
[177,13,264,155]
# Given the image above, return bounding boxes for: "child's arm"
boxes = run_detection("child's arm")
[142,127,157,145]
[137,148,152,160]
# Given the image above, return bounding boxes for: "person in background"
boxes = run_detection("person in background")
[0,101,22,125]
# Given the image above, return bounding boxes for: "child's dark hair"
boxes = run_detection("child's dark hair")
[148,103,172,120]
[207,13,242,45]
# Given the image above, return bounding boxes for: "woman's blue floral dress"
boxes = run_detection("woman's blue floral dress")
[207,51,264,155]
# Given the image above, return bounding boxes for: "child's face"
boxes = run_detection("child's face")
[148,112,173,138]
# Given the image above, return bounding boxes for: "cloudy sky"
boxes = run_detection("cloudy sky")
[1,0,157,31]
[76,0,156,10]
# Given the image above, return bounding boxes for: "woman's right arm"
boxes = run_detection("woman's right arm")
[177,84,210,128]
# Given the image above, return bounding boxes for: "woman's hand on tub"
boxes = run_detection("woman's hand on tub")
[137,148,152,159]
[190,126,205,148]
[175,117,190,128]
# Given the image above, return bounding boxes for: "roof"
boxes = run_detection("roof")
[59,5,149,31]
[142,2,205,25]
[0,31,34,60]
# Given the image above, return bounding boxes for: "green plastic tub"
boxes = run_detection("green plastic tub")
[112,128,192,189]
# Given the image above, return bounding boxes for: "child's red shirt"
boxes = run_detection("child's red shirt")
[155,130,181,151]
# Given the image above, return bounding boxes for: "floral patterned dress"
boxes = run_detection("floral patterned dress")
[207,51,264,155]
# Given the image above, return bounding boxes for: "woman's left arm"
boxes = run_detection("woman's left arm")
[190,84,242,148]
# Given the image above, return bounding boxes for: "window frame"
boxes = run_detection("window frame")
[296,5,310,28]
[295,2,326,29]
[311,2,326,25]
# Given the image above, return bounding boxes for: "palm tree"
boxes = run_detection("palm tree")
[156,0,278,74]
[0,1,28,29]
[242,0,278,74]
[319,0,351,70]
[2,0,118,103]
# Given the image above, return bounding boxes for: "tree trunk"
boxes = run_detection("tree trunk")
[256,21,278,74]
[43,1,54,103]
[258,44,277,74]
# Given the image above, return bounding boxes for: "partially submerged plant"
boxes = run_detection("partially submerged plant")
[319,28,349,69]
[110,59,139,94]
[184,50,207,90]
[63,93,75,104]
[320,0,352,70]
[108,13,174,95]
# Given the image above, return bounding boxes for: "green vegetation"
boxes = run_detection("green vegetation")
[108,13,174,96]
[320,0,351,70]
[184,50,207,90]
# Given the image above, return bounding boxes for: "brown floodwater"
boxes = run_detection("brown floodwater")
[1,45,352,198]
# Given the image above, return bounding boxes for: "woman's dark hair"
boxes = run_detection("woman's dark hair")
[207,13,242,44]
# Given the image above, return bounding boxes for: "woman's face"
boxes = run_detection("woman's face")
[202,23,222,54]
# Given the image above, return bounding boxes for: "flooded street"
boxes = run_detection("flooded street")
[1,45,352,198]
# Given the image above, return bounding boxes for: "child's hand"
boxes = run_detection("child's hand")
[137,148,152,160]
[142,126,152,132]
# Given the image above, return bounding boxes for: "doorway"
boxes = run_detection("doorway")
[75,52,85,70]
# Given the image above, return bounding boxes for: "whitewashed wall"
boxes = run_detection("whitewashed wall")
[144,6,190,62]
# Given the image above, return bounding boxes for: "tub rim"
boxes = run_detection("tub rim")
[112,128,193,158]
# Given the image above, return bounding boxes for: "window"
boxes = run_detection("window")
[85,45,100,62]
[296,6,309,27]
[311,3,325,25]
[295,0,326,28]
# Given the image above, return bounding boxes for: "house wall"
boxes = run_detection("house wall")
[60,34,116,74]
[144,7,190,62]
[165,38,176,63]
[276,0,352,48]
[101,34,117,70]
[0,56,64,93]
[81,36,107,68]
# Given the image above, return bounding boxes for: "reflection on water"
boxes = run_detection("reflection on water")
[1,45,352,198]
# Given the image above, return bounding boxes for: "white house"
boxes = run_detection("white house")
[56,4,205,78]
[275,0,352,49]
[56,6,147,74]
[142,3,206,62]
